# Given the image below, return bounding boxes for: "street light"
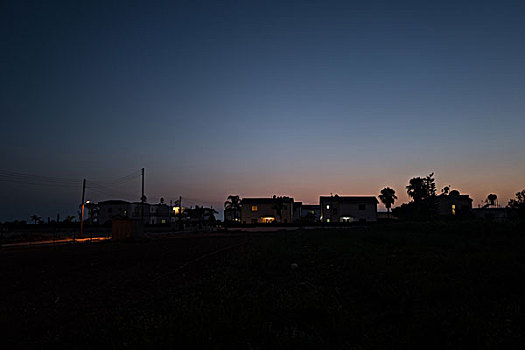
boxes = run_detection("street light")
[80,200,90,241]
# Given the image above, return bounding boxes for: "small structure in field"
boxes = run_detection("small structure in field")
[112,218,144,241]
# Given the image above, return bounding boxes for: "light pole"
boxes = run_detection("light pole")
[80,200,90,241]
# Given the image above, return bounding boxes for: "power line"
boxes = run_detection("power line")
[93,170,142,185]
[0,170,82,186]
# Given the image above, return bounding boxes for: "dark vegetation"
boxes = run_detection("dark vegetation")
[2,222,525,349]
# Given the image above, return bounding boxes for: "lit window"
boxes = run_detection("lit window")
[326,218,330,223]
[452,204,456,215]
[251,205,258,212]
[261,217,274,223]
[326,204,330,210]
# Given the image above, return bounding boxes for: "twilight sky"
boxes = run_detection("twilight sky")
[1,0,525,220]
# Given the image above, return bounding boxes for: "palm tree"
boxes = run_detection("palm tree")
[406,177,426,202]
[486,194,498,207]
[224,195,241,221]
[378,187,397,213]
[30,214,41,225]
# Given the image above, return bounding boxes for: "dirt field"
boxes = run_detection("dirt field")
[2,224,524,349]
[0,234,250,349]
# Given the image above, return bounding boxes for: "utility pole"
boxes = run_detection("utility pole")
[169,199,173,224]
[179,195,182,230]
[78,178,86,242]
[141,168,145,224]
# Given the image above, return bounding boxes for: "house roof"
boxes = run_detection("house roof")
[241,197,294,204]
[319,196,379,204]
[437,193,472,202]
[98,200,130,205]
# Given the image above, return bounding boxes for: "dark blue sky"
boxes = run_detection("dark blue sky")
[1,0,525,220]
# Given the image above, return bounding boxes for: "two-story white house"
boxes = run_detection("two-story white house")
[320,195,378,223]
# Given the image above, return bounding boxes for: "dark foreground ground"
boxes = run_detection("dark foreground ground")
[1,222,524,349]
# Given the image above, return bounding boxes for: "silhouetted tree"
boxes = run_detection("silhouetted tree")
[401,173,439,220]
[30,215,41,225]
[407,177,424,202]
[424,172,437,197]
[406,173,436,202]
[508,190,525,218]
[441,186,450,195]
[486,194,498,206]
[190,206,218,223]
[378,187,397,213]
[224,195,241,221]
[206,208,218,222]
[160,197,165,204]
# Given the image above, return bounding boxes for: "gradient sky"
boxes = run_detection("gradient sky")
[1,0,525,221]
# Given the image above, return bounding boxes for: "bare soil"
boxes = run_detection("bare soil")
[0,235,249,348]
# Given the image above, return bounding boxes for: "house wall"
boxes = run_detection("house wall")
[149,204,170,224]
[301,205,321,221]
[437,196,472,216]
[241,200,293,224]
[98,202,131,224]
[339,202,377,222]
[97,202,166,225]
[320,198,377,222]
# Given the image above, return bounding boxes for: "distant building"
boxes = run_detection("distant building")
[293,202,302,222]
[149,203,170,225]
[300,204,321,222]
[96,200,134,224]
[473,207,508,221]
[436,190,472,216]
[93,200,171,225]
[240,196,294,224]
[320,195,378,223]
[377,212,398,221]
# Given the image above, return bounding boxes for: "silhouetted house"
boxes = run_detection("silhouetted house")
[293,202,302,222]
[94,200,169,225]
[300,204,321,222]
[96,200,133,224]
[149,203,170,224]
[473,207,508,221]
[436,190,472,216]
[240,196,294,224]
[377,212,398,221]
[320,195,378,223]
